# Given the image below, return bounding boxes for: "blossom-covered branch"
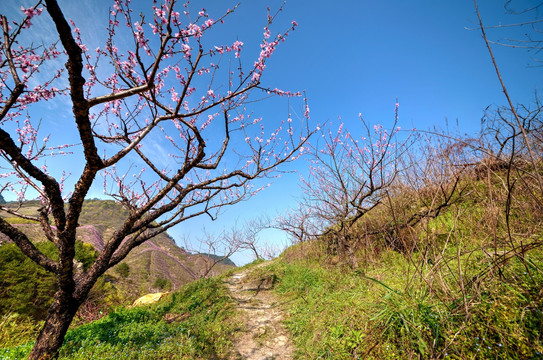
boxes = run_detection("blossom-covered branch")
[0,1,312,358]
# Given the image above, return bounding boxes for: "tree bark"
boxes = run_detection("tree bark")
[28,290,80,360]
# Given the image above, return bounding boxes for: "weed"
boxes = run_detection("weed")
[0,276,238,359]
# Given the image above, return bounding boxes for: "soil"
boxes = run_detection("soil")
[225,262,294,360]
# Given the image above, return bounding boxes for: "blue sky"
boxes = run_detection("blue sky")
[174,0,543,265]
[2,0,542,265]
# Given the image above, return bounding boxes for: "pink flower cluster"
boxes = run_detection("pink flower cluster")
[251,13,298,83]
[268,88,302,97]
[19,5,44,28]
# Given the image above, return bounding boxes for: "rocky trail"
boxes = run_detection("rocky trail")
[224,263,294,360]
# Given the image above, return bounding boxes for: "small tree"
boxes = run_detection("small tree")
[189,218,278,278]
[300,106,411,260]
[0,1,311,358]
[275,203,323,244]
[114,262,130,278]
[153,277,170,290]
[187,227,243,278]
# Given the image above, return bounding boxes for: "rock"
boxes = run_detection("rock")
[132,292,169,306]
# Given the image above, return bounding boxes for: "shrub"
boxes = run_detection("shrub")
[0,243,57,320]
[0,276,238,359]
[0,241,98,321]
[153,278,171,290]
[114,263,130,278]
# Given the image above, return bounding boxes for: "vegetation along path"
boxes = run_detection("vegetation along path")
[225,262,294,360]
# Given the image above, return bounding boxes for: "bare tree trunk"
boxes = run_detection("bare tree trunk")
[28,290,80,360]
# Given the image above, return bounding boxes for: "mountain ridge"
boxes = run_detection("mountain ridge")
[0,199,236,298]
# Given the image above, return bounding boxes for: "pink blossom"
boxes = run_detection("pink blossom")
[187,23,202,37]
[181,43,191,57]
[21,6,43,18]
[304,104,310,119]
[171,90,179,102]
[232,40,243,58]
[251,72,261,82]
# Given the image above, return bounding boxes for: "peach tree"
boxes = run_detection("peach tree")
[0,0,312,358]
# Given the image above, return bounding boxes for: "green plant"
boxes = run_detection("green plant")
[114,263,130,278]
[0,313,43,349]
[0,243,57,320]
[153,277,171,290]
[75,241,99,271]
[0,276,238,359]
[1,217,39,224]
[369,290,444,359]
[0,241,98,321]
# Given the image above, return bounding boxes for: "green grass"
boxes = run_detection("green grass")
[0,217,39,224]
[0,314,44,351]
[0,276,238,360]
[2,172,542,359]
[2,238,541,359]
[265,234,543,359]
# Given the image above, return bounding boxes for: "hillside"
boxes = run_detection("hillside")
[2,161,543,359]
[2,164,542,359]
[0,200,235,299]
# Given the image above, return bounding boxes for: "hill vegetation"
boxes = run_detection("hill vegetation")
[0,274,240,359]
[1,91,542,360]
[0,199,235,349]
[2,146,542,359]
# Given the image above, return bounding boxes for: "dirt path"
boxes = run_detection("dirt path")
[225,263,294,360]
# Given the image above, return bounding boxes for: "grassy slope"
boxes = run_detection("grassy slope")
[0,272,241,359]
[256,247,541,359]
[0,200,234,298]
[2,173,543,359]
[259,177,543,359]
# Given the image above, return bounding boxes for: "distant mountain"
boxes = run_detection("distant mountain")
[0,200,235,298]
[198,253,237,267]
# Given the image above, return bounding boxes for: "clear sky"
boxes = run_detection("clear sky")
[2,0,542,266]
[172,0,543,265]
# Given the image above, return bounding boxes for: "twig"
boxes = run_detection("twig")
[473,0,543,195]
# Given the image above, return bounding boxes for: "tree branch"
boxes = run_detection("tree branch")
[0,217,58,273]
